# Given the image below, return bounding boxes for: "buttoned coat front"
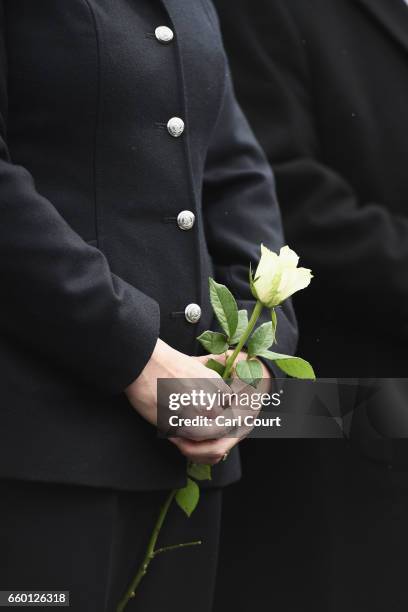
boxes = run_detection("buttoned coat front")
[0,0,297,490]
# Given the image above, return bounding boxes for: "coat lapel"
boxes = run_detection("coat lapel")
[158,0,174,24]
[355,0,408,56]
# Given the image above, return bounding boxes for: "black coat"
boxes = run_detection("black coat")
[213,1,408,610]
[0,0,297,491]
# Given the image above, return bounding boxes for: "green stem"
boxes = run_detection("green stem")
[154,540,202,556]
[116,489,177,612]
[223,300,264,379]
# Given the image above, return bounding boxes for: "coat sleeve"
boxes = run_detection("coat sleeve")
[202,20,298,365]
[215,0,408,337]
[0,7,159,394]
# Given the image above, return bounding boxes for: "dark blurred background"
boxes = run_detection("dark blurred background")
[212,1,408,610]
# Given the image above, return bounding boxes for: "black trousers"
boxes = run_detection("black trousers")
[0,479,222,612]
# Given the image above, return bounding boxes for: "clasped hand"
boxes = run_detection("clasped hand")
[126,339,271,465]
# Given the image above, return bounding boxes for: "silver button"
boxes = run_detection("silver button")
[185,303,201,324]
[177,210,195,231]
[155,26,174,44]
[167,117,185,138]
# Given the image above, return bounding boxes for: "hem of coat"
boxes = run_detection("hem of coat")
[0,449,241,493]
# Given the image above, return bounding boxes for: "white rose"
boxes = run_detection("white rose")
[252,245,313,308]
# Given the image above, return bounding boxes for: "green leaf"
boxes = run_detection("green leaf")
[205,358,226,377]
[188,463,212,481]
[230,309,249,345]
[275,358,315,380]
[271,308,278,344]
[247,322,274,357]
[197,331,229,355]
[236,359,263,387]
[209,278,238,339]
[175,478,200,517]
[258,350,316,380]
[249,263,260,301]
[249,263,256,298]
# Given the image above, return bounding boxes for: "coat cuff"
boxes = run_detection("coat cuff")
[84,279,160,395]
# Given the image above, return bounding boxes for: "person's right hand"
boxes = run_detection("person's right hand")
[125,338,231,432]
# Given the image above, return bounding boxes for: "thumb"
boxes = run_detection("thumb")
[194,354,228,365]
[194,354,215,363]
